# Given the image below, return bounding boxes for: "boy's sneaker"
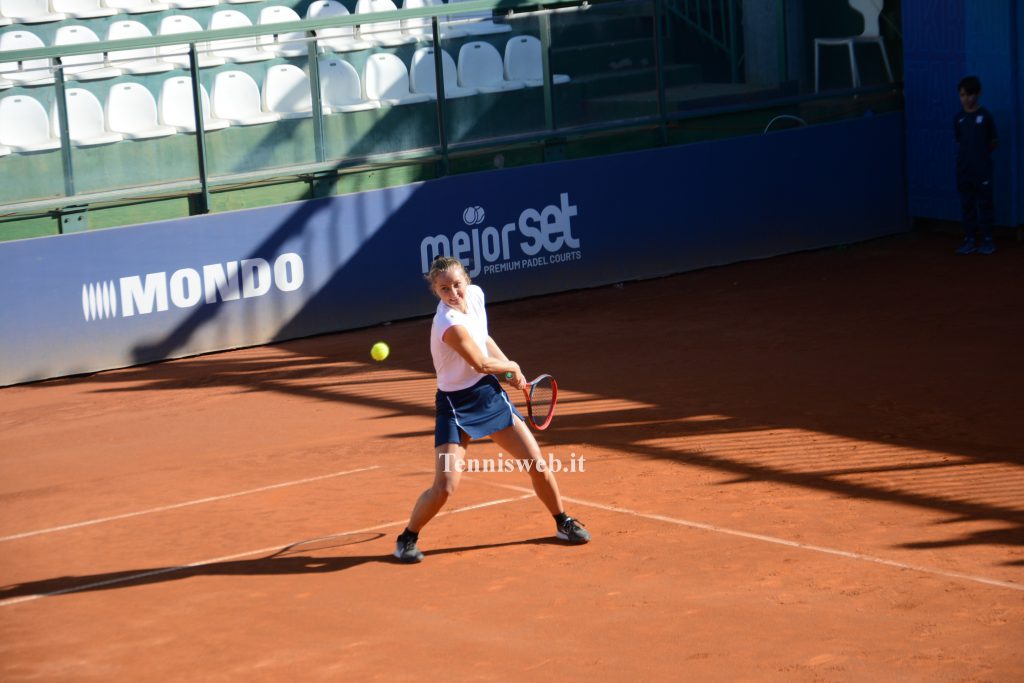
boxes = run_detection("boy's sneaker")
[394,532,424,563]
[978,239,996,255]
[955,239,976,255]
[556,516,591,544]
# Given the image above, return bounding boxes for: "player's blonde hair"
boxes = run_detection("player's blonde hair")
[425,256,471,293]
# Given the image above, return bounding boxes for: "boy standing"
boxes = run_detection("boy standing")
[953,76,998,255]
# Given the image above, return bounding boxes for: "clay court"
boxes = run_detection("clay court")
[1,231,1022,680]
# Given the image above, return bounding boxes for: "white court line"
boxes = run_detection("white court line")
[475,480,1024,593]
[0,494,534,607]
[0,466,382,543]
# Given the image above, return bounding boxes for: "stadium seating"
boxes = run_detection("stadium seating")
[157,14,228,68]
[105,81,177,138]
[211,69,281,124]
[53,25,125,80]
[166,0,217,9]
[813,0,893,92]
[158,75,229,131]
[410,45,475,98]
[52,87,125,145]
[445,0,509,36]
[305,0,372,53]
[504,35,569,86]
[103,0,169,14]
[317,56,378,112]
[457,40,523,92]
[51,0,117,19]
[208,9,274,62]
[0,93,62,151]
[0,0,65,23]
[258,5,308,57]
[402,0,466,40]
[262,62,317,117]
[0,143,10,155]
[107,20,175,73]
[362,51,431,105]
[354,0,414,47]
[0,29,54,85]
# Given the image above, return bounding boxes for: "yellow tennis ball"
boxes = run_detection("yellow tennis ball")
[370,342,390,362]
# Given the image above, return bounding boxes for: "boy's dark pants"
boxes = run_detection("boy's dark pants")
[958,177,994,242]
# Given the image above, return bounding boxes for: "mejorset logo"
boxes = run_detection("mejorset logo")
[81,253,305,322]
[421,192,582,277]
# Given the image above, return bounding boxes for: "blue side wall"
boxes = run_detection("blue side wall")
[0,113,907,386]
[903,0,1022,227]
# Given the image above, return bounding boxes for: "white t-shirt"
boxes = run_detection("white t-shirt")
[430,284,490,392]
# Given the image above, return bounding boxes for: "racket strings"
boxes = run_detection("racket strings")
[530,379,555,423]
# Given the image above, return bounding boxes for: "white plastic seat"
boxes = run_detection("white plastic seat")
[0,76,11,89]
[225,0,262,5]
[157,15,227,68]
[208,9,273,62]
[402,0,466,40]
[211,69,281,125]
[53,26,124,81]
[103,0,169,13]
[363,52,432,105]
[354,0,414,47]
[445,0,509,35]
[262,63,319,118]
[458,40,524,92]
[318,57,378,112]
[165,0,217,9]
[0,0,65,23]
[107,21,175,73]
[105,82,177,139]
[504,35,569,87]
[0,30,54,85]
[0,16,11,25]
[0,94,61,151]
[52,88,124,146]
[158,76,229,131]
[51,0,117,19]
[814,0,894,92]
[258,5,308,57]
[0,143,11,155]
[410,46,475,98]
[306,0,372,53]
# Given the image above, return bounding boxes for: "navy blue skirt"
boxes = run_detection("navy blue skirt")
[435,375,525,447]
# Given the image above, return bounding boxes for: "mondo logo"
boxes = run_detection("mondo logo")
[81,253,305,322]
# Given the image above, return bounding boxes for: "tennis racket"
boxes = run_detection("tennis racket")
[504,372,558,430]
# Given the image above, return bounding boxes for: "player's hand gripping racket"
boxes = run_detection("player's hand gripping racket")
[505,372,558,430]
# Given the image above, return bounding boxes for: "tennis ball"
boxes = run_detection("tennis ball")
[370,342,390,362]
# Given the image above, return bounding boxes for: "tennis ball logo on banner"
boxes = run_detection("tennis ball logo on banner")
[420,192,583,278]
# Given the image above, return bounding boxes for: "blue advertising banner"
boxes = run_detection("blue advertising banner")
[0,113,906,386]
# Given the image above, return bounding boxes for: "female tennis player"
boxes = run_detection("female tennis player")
[394,256,591,562]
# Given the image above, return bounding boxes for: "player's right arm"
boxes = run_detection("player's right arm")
[442,325,521,380]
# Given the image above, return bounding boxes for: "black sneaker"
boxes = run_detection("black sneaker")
[556,516,591,544]
[394,532,424,563]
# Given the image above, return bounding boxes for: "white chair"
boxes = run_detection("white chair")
[262,63,318,118]
[105,82,177,139]
[103,0,169,13]
[504,35,568,87]
[354,0,414,47]
[0,143,11,155]
[51,0,117,19]
[0,94,62,151]
[53,26,124,81]
[157,15,227,68]
[225,0,262,5]
[107,21,175,74]
[0,0,65,23]
[0,76,11,89]
[410,46,475,98]
[0,29,54,85]
[158,76,229,131]
[208,9,274,62]
[318,57,378,112]
[258,5,308,58]
[165,0,217,9]
[0,16,11,25]
[306,0,372,53]
[363,52,431,105]
[458,40,523,92]
[445,0,509,35]
[813,0,893,92]
[402,0,466,40]
[211,69,281,125]
[52,88,124,145]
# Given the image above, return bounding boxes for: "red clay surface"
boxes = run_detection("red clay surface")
[1,231,1022,681]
